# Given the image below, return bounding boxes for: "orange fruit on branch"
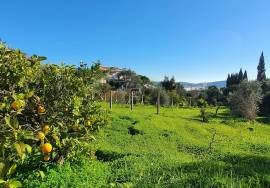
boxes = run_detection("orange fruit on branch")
[11,100,26,111]
[38,105,45,113]
[41,143,52,154]
[36,131,45,140]
[42,125,50,134]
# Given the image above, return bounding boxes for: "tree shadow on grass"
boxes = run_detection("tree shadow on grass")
[95,150,127,162]
[256,117,270,125]
[177,154,270,187]
[136,154,270,187]
[180,116,203,123]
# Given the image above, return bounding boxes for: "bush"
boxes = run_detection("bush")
[260,80,270,116]
[260,91,270,116]
[229,81,262,120]
[0,43,108,187]
[144,88,170,106]
[200,107,209,123]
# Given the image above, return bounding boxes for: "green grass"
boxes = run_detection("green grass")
[25,104,270,188]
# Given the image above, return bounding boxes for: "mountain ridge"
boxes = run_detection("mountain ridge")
[179,80,226,89]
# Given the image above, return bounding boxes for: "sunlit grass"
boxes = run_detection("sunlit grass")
[25,104,270,187]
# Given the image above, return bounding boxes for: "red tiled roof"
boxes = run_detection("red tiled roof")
[99,66,110,71]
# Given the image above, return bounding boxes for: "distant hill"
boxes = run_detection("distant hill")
[180,81,226,90]
[152,80,226,90]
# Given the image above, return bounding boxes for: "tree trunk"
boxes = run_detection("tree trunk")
[157,90,160,114]
[131,91,134,111]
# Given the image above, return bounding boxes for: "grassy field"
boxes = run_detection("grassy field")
[25,104,270,188]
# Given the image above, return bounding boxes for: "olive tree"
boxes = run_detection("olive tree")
[229,81,262,120]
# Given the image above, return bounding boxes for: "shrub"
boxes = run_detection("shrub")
[200,107,209,123]
[260,91,270,116]
[260,80,270,115]
[229,81,262,120]
[144,88,169,106]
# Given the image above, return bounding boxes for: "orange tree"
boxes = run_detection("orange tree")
[0,43,108,187]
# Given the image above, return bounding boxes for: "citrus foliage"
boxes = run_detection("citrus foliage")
[0,43,108,187]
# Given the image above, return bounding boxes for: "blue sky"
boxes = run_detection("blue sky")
[1,0,270,82]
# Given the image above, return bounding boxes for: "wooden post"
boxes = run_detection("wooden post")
[157,90,160,114]
[189,97,191,107]
[104,93,107,102]
[110,90,112,110]
[171,97,174,107]
[131,91,134,111]
[128,92,131,104]
[115,91,118,103]
[141,94,144,104]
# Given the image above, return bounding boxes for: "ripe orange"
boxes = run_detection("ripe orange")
[42,125,50,134]
[38,105,45,113]
[43,155,50,161]
[36,131,45,140]
[11,101,20,110]
[11,100,25,111]
[41,143,52,154]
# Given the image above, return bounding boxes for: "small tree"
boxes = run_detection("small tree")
[206,86,220,106]
[229,81,262,120]
[257,52,266,82]
[198,98,209,122]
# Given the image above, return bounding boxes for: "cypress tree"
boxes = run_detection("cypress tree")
[243,70,248,80]
[226,74,231,87]
[257,52,266,81]
[239,68,243,82]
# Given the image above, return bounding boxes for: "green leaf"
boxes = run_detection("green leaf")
[5,115,15,131]
[10,117,19,129]
[0,162,6,178]
[22,130,35,140]
[14,142,25,159]
[7,163,17,176]
[38,170,45,179]
[17,93,25,100]
[7,180,22,188]
[25,144,32,154]
[0,179,6,184]
[0,103,6,110]
[18,130,34,140]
